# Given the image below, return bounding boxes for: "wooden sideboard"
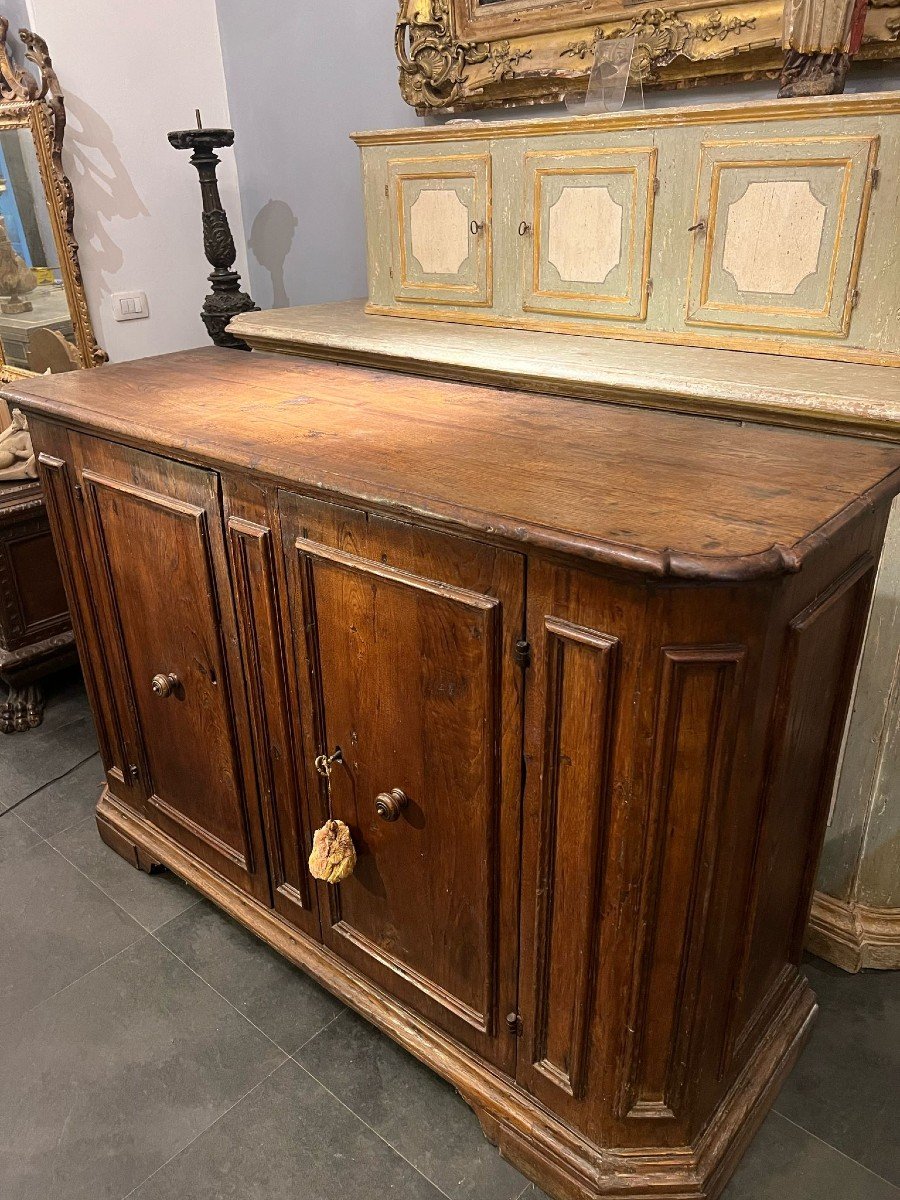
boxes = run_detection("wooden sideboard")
[7,348,900,1200]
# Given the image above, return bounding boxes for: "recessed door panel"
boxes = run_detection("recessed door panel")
[72,436,269,901]
[522,147,656,322]
[389,154,492,307]
[686,136,878,337]
[280,493,523,1071]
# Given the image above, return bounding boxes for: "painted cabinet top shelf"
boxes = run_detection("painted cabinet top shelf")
[355,92,900,367]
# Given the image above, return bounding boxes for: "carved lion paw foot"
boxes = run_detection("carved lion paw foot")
[0,684,44,734]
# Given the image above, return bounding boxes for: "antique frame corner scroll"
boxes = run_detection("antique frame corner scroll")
[395,0,900,114]
[0,16,106,373]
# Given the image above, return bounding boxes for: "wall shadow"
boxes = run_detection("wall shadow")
[249,199,298,308]
[62,90,150,298]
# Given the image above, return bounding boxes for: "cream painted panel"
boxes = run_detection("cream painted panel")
[548,186,623,285]
[410,190,471,275]
[686,136,878,337]
[386,152,493,309]
[722,181,826,295]
[518,146,656,323]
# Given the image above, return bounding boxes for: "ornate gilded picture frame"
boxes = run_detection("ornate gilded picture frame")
[396,0,900,113]
[0,17,105,381]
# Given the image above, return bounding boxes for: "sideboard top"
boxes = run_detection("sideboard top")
[232,301,900,442]
[7,348,900,582]
[351,90,900,146]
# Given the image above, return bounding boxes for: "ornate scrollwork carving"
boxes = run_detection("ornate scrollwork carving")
[395,0,893,112]
[395,0,492,108]
[202,209,238,270]
[0,19,107,368]
[562,8,757,81]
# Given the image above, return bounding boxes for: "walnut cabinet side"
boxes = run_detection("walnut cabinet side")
[26,404,894,1200]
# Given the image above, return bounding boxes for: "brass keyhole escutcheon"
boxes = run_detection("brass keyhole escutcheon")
[151,672,179,699]
[375,788,409,822]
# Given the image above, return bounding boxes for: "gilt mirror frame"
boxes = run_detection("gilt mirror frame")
[396,0,900,113]
[0,16,105,383]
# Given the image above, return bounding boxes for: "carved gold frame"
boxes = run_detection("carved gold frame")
[395,0,900,113]
[0,18,105,376]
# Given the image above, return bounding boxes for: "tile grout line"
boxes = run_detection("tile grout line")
[1,747,101,823]
[16,753,106,839]
[51,840,205,936]
[148,928,293,1057]
[770,1107,900,1191]
[291,1057,457,1200]
[43,836,194,938]
[2,931,149,1032]
[290,1005,347,1056]
[117,1055,291,1200]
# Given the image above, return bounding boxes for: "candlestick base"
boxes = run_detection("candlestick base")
[202,277,259,351]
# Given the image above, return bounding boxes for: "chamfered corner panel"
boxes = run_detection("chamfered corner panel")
[388,153,493,308]
[524,617,619,1103]
[522,146,656,323]
[622,645,747,1127]
[686,135,879,338]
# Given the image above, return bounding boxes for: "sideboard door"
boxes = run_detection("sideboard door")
[70,434,270,903]
[518,146,657,324]
[685,135,879,338]
[280,493,523,1073]
[388,153,493,309]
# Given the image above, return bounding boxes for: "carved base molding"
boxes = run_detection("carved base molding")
[806,891,900,972]
[97,788,818,1200]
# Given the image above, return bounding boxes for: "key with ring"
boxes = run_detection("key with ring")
[315,746,343,779]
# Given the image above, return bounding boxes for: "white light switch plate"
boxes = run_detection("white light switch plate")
[111,290,149,321]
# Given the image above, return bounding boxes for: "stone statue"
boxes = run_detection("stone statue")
[780,0,870,95]
[0,408,37,482]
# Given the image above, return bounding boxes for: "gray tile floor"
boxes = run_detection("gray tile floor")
[1,672,897,1200]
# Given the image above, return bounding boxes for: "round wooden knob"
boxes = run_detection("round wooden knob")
[375,788,409,822]
[151,672,179,699]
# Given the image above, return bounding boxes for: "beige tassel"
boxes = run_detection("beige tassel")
[309,819,357,884]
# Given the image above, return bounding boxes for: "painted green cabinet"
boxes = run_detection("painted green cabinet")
[356,94,899,367]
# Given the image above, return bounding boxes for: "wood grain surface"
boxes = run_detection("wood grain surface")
[7,346,900,583]
[230,302,900,440]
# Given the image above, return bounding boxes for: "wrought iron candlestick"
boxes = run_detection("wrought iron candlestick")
[168,111,257,350]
